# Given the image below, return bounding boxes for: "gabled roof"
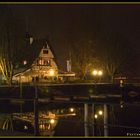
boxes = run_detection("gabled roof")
[30,38,59,67]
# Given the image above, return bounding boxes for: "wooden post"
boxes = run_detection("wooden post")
[104,104,108,136]
[84,103,89,136]
[92,103,95,136]
[19,74,22,113]
[34,78,39,136]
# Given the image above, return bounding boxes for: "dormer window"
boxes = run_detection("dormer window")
[43,49,48,54]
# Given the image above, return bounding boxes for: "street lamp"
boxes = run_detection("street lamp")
[92,70,103,83]
[98,110,103,116]
[91,70,103,136]
[50,119,55,124]
[98,71,103,76]
[92,70,98,76]
[94,110,104,136]
[94,114,98,119]
[94,110,103,119]
[69,108,75,113]
[92,70,103,77]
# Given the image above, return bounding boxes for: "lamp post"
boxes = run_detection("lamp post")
[94,109,104,136]
[91,70,103,136]
[92,70,103,94]
[92,70,108,136]
[92,70,103,83]
[34,75,39,136]
[19,74,22,114]
[104,104,108,136]
[84,103,89,137]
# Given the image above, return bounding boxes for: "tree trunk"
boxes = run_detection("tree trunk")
[82,72,87,80]
[110,75,114,84]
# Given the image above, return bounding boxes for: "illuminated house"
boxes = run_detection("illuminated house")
[13,42,59,83]
[31,42,58,78]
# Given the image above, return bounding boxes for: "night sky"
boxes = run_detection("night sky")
[2,4,140,73]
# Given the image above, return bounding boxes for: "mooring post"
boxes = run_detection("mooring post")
[104,104,108,136]
[19,74,23,114]
[92,103,95,136]
[84,103,89,137]
[34,78,39,136]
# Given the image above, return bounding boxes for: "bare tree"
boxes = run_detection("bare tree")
[0,9,25,85]
[96,31,133,83]
[71,39,99,80]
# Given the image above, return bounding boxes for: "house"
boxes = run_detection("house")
[13,41,75,83]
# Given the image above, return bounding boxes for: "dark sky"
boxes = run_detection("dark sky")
[4,4,140,72]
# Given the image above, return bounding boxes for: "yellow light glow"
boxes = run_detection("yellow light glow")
[49,69,55,76]
[120,80,123,84]
[23,60,27,65]
[70,108,74,112]
[92,70,97,76]
[121,105,123,108]
[50,119,55,124]
[24,125,28,130]
[98,110,103,115]
[94,114,98,119]
[39,124,45,130]
[98,71,103,76]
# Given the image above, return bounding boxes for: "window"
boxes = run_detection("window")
[43,49,48,54]
[39,60,42,65]
[44,60,51,66]
[47,60,51,66]
[37,59,43,65]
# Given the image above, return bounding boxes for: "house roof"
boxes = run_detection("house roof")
[15,38,59,74]
[30,38,59,68]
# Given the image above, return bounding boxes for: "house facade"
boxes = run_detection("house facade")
[13,42,59,83]
[31,42,58,79]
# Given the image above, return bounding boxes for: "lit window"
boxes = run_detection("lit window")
[39,60,42,65]
[47,60,51,66]
[37,59,43,65]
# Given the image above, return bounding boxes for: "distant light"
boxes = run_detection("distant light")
[69,108,74,112]
[120,80,123,84]
[24,125,28,130]
[30,37,33,45]
[23,60,27,65]
[94,114,98,119]
[49,69,55,76]
[121,105,123,108]
[98,110,103,115]
[120,101,124,108]
[92,70,98,76]
[50,119,55,124]
[92,70,103,76]
[98,71,103,76]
